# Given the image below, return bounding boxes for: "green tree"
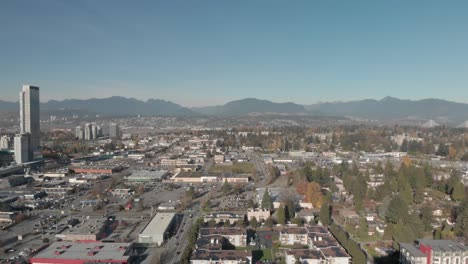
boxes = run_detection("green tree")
[400,139,408,152]
[397,172,413,205]
[319,202,331,226]
[277,206,286,225]
[264,218,274,227]
[454,200,468,238]
[374,161,384,174]
[357,217,368,238]
[447,170,460,195]
[247,199,256,209]
[451,182,465,201]
[423,163,433,187]
[384,160,396,180]
[386,195,408,224]
[436,143,449,157]
[249,217,258,228]
[222,181,231,195]
[285,199,296,220]
[235,219,245,227]
[291,217,304,226]
[414,187,425,204]
[261,188,274,210]
[208,219,216,227]
[203,200,212,212]
[420,205,434,232]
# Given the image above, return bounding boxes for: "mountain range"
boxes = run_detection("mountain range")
[192,98,308,116]
[1,96,468,122]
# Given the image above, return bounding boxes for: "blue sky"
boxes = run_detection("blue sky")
[1,0,467,106]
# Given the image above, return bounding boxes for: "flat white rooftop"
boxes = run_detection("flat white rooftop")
[140,212,175,236]
[31,241,130,261]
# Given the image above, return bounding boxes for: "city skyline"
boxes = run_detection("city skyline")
[1,1,468,106]
[0,2,467,262]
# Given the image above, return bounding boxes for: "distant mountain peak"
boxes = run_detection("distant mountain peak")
[194,98,307,116]
[380,96,399,102]
[1,96,468,122]
[0,96,195,117]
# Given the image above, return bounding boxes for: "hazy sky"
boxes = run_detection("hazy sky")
[1,0,467,106]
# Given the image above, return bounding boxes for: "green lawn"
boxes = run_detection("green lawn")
[260,249,273,260]
[430,188,448,200]
[209,162,255,174]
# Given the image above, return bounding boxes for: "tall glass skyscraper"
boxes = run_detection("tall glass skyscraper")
[19,85,41,160]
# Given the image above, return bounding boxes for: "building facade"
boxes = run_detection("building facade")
[75,126,84,139]
[0,135,13,149]
[400,240,468,264]
[84,123,93,140]
[138,213,176,246]
[109,124,121,139]
[247,209,270,222]
[19,85,41,160]
[199,228,247,247]
[14,133,30,164]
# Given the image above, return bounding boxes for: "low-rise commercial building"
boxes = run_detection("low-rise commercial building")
[138,212,176,246]
[110,189,134,197]
[0,212,17,223]
[41,186,74,197]
[71,165,122,175]
[171,172,249,184]
[125,170,168,183]
[30,242,132,264]
[160,158,191,166]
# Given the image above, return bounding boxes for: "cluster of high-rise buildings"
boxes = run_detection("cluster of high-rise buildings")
[14,85,42,164]
[75,123,101,141]
[2,85,122,165]
[75,123,121,140]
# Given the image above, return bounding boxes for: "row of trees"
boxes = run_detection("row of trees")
[454,199,468,239]
[180,218,203,264]
[329,223,367,264]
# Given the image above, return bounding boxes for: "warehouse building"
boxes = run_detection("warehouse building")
[30,241,133,264]
[138,212,176,246]
[124,170,169,184]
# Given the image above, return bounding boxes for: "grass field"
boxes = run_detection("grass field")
[209,162,255,174]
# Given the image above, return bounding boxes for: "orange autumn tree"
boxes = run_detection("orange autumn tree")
[448,145,457,160]
[297,181,324,209]
[402,155,412,167]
